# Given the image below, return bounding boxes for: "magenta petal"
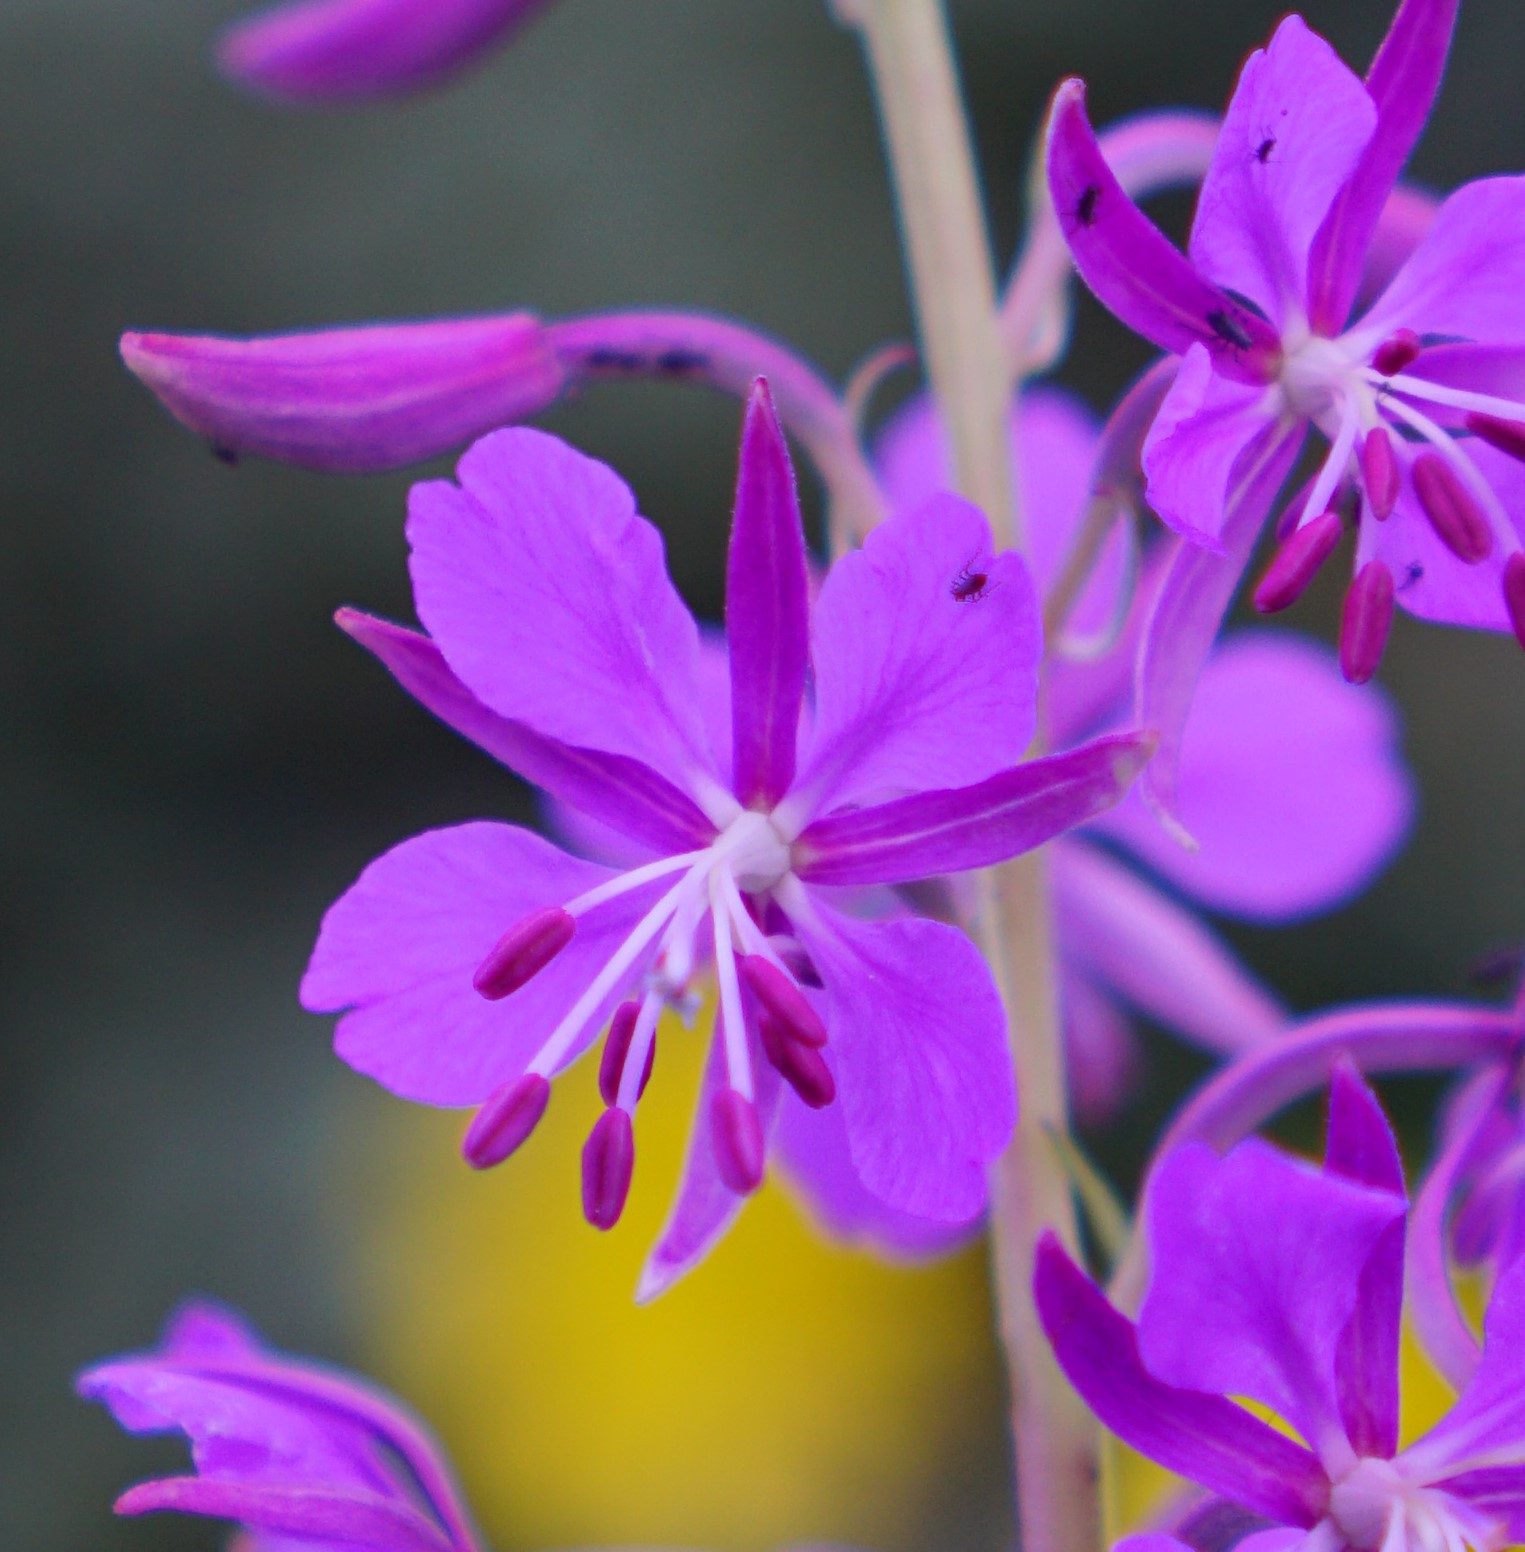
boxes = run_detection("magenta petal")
[788,902,1013,1221]
[1034,1237,1328,1526]
[218,0,552,103]
[337,610,713,856]
[1188,17,1376,324]
[1096,631,1413,921]
[1052,841,1284,1059]
[1061,970,1142,1126]
[408,429,720,796]
[1045,80,1280,381]
[726,382,810,808]
[1136,424,1305,831]
[1307,0,1459,332]
[302,823,656,1105]
[120,317,564,471]
[794,733,1151,887]
[1141,1138,1406,1456]
[794,494,1039,814]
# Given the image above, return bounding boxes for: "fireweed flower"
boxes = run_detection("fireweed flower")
[1038,1064,1525,1552]
[218,0,555,103]
[874,386,1413,1122]
[301,382,1151,1292]
[78,1300,486,1552]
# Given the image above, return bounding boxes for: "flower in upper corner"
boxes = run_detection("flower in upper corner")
[873,387,1413,1123]
[303,380,1153,1295]
[218,0,556,104]
[1038,1063,1525,1552]
[1049,0,1525,687]
[78,1300,486,1552]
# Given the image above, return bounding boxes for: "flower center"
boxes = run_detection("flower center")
[712,808,793,895]
[1278,333,1362,425]
[1329,1458,1505,1552]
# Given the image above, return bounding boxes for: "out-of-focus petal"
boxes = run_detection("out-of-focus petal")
[1095,631,1413,921]
[407,429,721,802]
[303,823,660,1105]
[1034,1237,1329,1525]
[120,317,564,471]
[790,495,1039,816]
[1189,16,1376,325]
[218,0,554,104]
[787,899,1013,1222]
[1060,968,1141,1127]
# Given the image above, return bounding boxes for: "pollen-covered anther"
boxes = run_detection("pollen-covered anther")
[1360,428,1401,520]
[1340,561,1396,684]
[1411,453,1495,564]
[582,1108,635,1231]
[472,906,575,1000]
[598,1001,656,1107]
[737,954,827,1047]
[758,1013,836,1108]
[1253,509,1344,613]
[461,1073,551,1169]
[1371,328,1423,377]
[711,1088,765,1194]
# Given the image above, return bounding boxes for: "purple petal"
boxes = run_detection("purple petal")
[407,429,721,799]
[218,0,552,103]
[1060,968,1142,1126]
[1307,0,1459,333]
[120,318,564,471]
[1325,1062,1406,1195]
[793,733,1152,887]
[1052,841,1284,1058]
[1364,184,1439,306]
[1095,630,1413,921]
[1033,1236,1329,1525]
[787,899,1013,1221]
[338,611,715,857]
[1188,17,1376,325]
[726,382,810,808]
[1136,423,1305,831]
[302,823,660,1105]
[1140,1138,1406,1461]
[792,495,1039,815]
[1045,80,1280,381]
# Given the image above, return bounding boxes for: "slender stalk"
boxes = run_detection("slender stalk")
[840,6,1100,1552]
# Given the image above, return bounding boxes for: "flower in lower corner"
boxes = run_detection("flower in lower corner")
[78,1300,486,1552]
[303,380,1153,1295]
[1038,1064,1525,1552]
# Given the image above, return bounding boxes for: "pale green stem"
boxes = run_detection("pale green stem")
[838,6,1101,1552]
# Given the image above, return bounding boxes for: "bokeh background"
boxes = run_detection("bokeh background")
[4,1,1523,1549]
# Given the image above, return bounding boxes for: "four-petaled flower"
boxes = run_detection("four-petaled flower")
[302,380,1151,1295]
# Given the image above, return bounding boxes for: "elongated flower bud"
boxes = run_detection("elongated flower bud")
[120,315,567,472]
[218,0,556,104]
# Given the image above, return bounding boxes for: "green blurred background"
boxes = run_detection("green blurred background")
[2,2,1522,1549]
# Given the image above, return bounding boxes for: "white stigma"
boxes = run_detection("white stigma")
[711,809,793,895]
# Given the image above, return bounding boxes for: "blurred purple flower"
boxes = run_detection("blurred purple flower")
[79,1299,485,1552]
[1039,1064,1525,1552]
[874,387,1413,1123]
[218,0,555,104]
[1048,0,1525,814]
[302,382,1150,1294]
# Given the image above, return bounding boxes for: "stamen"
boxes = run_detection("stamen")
[1371,328,1422,376]
[1466,412,1525,465]
[1302,398,1362,531]
[710,877,754,1102]
[1378,393,1515,553]
[1412,452,1494,563]
[711,1088,765,1194]
[758,1013,836,1108]
[737,954,827,1048]
[461,1073,551,1169]
[1503,554,1525,652]
[1360,428,1401,520]
[1275,476,1318,541]
[581,1107,634,1231]
[598,1001,654,1107]
[1252,508,1343,613]
[473,907,575,1001]
[614,994,663,1113]
[1340,561,1396,684]
[562,849,706,917]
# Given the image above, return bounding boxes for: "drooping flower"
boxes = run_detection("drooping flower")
[303,380,1152,1293]
[874,386,1413,1121]
[79,1299,487,1552]
[1038,1064,1525,1552]
[1047,0,1525,808]
[218,0,555,104]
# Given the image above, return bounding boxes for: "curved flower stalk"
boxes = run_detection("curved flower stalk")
[303,382,1152,1295]
[79,1300,486,1552]
[1039,1065,1525,1552]
[1047,0,1525,817]
[218,0,556,104]
[875,385,1413,1123]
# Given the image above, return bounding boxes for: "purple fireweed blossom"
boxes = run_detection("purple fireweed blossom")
[1048,0,1525,807]
[1038,1063,1525,1552]
[218,0,554,103]
[302,381,1152,1293]
[78,1300,486,1552]
[873,386,1413,1123]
